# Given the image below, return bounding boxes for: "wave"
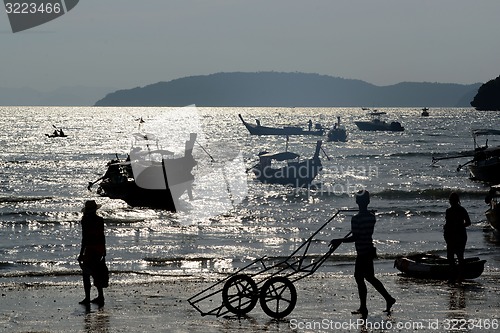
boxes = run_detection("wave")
[0,261,14,270]
[373,188,487,200]
[0,196,52,204]
[0,270,81,278]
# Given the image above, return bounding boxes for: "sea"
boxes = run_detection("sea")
[1,106,499,286]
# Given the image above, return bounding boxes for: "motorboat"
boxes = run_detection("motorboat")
[354,111,404,132]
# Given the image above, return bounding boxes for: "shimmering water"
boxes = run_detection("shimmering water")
[1,106,499,283]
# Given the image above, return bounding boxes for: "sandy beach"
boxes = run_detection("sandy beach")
[1,269,499,333]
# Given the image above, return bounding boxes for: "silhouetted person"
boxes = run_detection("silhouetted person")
[78,200,107,307]
[308,119,312,131]
[331,190,395,319]
[444,192,471,281]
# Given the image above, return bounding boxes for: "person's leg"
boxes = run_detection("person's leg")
[447,242,460,282]
[79,272,91,305]
[91,286,105,306]
[365,275,396,312]
[363,258,396,312]
[353,257,368,318]
[446,242,456,267]
[90,267,105,306]
[456,239,467,281]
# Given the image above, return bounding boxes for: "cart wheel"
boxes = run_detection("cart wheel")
[259,276,297,319]
[222,274,258,316]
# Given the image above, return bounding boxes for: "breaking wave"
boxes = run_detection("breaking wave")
[373,188,487,200]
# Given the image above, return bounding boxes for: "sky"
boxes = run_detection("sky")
[2,0,500,92]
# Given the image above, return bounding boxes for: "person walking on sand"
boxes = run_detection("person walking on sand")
[330,190,395,319]
[78,200,108,307]
[444,192,471,280]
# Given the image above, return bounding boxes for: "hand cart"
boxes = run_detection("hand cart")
[188,209,355,319]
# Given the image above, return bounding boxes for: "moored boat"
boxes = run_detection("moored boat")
[432,129,500,184]
[394,253,486,280]
[239,114,324,136]
[485,185,500,231]
[253,140,323,187]
[326,116,347,142]
[91,133,198,211]
[354,111,404,132]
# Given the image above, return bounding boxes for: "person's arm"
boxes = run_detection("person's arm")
[330,234,354,246]
[78,239,85,261]
[464,208,472,227]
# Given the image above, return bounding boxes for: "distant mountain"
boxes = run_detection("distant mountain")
[95,72,481,107]
[0,86,113,106]
[470,75,500,111]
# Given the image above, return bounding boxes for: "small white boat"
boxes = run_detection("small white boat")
[355,111,404,132]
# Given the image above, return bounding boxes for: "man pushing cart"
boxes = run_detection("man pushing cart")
[188,209,356,319]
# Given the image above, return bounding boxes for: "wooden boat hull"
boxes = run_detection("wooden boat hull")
[254,158,322,187]
[239,114,324,136]
[327,128,347,142]
[486,207,500,231]
[98,180,178,210]
[394,254,486,280]
[95,134,197,211]
[469,159,500,183]
[253,140,323,188]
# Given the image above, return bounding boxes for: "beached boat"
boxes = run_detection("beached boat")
[354,111,404,132]
[485,185,500,231]
[253,140,322,187]
[432,129,500,184]
[326,116,347,142]
[239,114,324,136]
[421,107,430,117]
[91,133,197,211]
[394,253,486,280]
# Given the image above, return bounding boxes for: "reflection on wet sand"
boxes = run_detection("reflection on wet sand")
[84,308,110,333]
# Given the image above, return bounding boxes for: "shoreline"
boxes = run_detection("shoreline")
[1,271,499,332]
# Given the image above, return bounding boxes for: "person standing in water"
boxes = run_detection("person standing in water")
[331,190,395,319]
[78,200,107,307]
[444,192,471,280]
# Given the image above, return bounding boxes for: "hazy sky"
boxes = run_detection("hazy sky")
[2,0,499,92]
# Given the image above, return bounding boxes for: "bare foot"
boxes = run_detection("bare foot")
[384,297,396,313]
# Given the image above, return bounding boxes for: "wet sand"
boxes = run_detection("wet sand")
[1,271,499,332]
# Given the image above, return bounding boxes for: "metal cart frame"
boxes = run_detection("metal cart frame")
[188,209,356,319]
